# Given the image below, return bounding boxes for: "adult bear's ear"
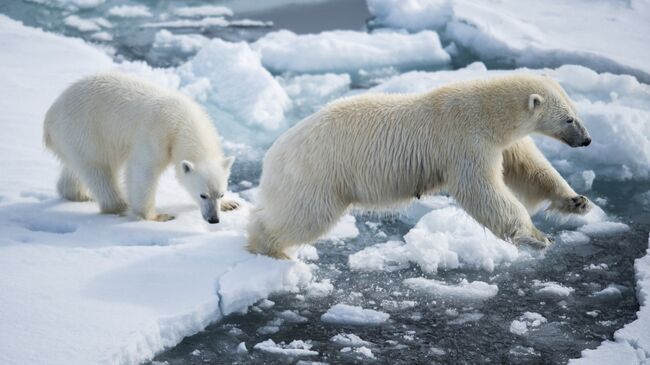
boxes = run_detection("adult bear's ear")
[181,160,194,174]
[222,156,235,171]
[529,94,544,111]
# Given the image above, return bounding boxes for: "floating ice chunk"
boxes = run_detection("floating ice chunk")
[578,222,630,237]
[253,29,450,74]
[321,304,390,326]
[257,325,280,335]
[323,214,359,241]
[236,342,247,353]
[509,312,548,336]
[256,299,275,310]
[63,15,110,32]
[278,73,351,115]
[350,205,519,273]
[26,0,104,10]
[190,349,200,356]
[330,333,372,347]
[355,346,375,358]
[151,30,209,55]
[177,38,291,131]
[173,5,234,18]
[279,310,308,323]
[533,280,574,297]
[107,5,152,18]
[568,170,596,193]
[592,284,624,299]
[430,347,446,356]
[90,31,112,41]
[253,339,318,356]
[306,279,334,298]
[557,231,590,245]
[367,0,452,31]
[404,278,498,301]
[448,311,483,325]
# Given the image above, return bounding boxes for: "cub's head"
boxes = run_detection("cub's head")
[177,156,235,224]
[528,77,591,148]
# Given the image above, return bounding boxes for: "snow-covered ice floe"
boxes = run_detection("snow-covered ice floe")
[252,29,451,74]
[0,15,313,365]
[367,0,650,83]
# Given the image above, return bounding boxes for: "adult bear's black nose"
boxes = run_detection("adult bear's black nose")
[582,138,591,146]
[208,217,220,224]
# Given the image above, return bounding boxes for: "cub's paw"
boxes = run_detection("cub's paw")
[154,213,175,222]
[552,195,592,215]
[220,199,240,212]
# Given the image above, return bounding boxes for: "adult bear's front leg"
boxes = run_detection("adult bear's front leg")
[502,137,592,215]
[449,159,551,247]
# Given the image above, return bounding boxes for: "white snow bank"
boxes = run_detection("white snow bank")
[177,38,291,131]
[252,29,450,74]
[367,0,650,82]
[321,304,390,326]
[371,62,650,181]
[571,234,650,364]
[509,312,547,336]
[404,278,498,301]
[107,5,152,18]
[0,16,310,365]
[349,204,520,273]
[253,339,318,356]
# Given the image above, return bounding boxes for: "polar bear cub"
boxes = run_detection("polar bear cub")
[44,72,237,223]
[248,74,592,258]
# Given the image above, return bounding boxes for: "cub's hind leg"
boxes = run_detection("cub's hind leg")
[57,165,90,202]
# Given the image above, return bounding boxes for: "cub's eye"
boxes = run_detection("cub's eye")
[200,194,208,200]
[219,193,225,199]
[566,118,574,124]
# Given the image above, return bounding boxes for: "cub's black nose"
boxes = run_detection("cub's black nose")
[208,217,220,224]
[582,138,591,146]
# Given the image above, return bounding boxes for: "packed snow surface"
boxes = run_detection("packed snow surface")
[321,304,390,326]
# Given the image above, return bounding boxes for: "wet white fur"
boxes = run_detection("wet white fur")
[44,72,233,221]
[248,74,591,258]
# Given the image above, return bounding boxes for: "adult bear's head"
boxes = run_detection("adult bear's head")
[528,76,591,148]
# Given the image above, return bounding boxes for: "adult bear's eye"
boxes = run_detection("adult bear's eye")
[200,194,208,200]
[566,118,574,124]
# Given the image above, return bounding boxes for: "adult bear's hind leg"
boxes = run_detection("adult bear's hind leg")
[502,137,591,215]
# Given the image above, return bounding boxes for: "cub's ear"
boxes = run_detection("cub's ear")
[222,156,235,170]
[181,160,194,174]
[528,94,544,111]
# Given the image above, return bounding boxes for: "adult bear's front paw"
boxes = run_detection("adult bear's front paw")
[552,195,592,215]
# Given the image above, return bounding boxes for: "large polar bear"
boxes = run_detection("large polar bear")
[248,74,592,258]
[44,72,237,223]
